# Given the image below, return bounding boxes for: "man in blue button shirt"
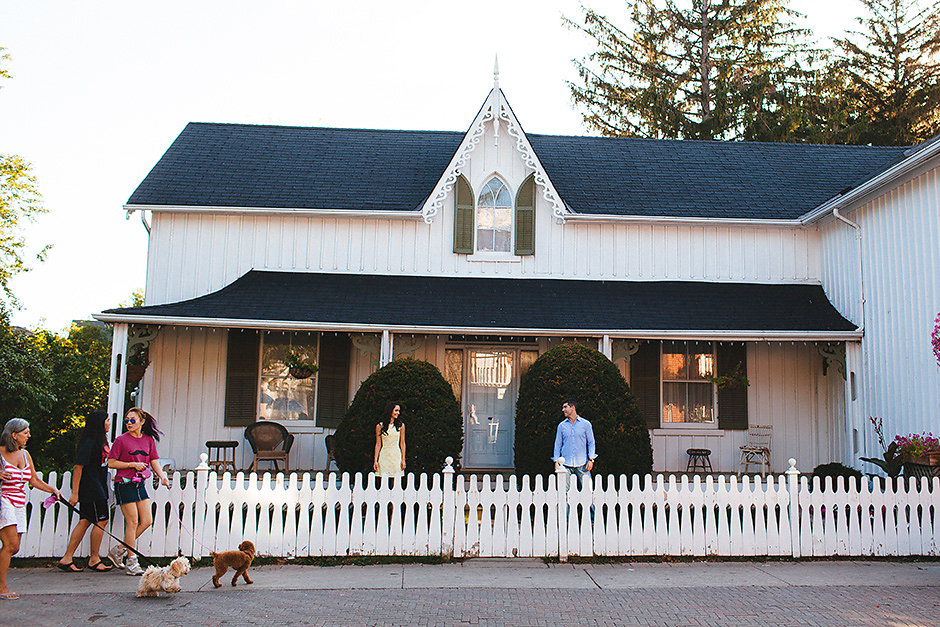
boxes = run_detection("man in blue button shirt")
[552,398,596,490]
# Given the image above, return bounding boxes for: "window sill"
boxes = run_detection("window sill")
[467,252,523,263]
[271,422,324,434]
[652,428,723,437]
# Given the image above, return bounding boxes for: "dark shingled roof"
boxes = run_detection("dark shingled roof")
[103,271,856,333]
[127,122,907,220]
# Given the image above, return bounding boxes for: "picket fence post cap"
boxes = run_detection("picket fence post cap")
[555,457,566,469]
[196,453,210,471]
[786,458,799,475]
[443,456,454,473]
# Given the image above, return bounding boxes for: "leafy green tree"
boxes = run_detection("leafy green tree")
[28,323,112,471]
[832,0,940,145]
[0,308,55,425]
[566,0,813,141]
[0,312,111,472]
[0,47,47,305]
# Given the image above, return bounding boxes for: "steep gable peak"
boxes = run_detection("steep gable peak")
[420,78,568,224]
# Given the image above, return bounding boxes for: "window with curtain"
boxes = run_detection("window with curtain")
[476,177,512,252]
[661,341,716,425]
[259,332,318,422]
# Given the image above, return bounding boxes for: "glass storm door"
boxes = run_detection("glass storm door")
[465,350,516,469]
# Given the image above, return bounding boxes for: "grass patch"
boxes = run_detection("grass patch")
[13,554,459,569]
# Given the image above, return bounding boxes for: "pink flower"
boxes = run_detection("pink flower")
[932,311,940,368]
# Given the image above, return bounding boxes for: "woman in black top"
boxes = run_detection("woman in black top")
[57,410,112,572]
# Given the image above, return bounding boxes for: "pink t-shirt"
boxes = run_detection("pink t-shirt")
[108,433,158,482]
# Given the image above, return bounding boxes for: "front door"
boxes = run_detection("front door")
[465,349,516,469]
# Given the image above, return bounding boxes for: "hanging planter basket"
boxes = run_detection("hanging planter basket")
[289,366,316,380]
[126,364,149,385]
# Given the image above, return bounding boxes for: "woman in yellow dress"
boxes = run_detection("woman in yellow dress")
[373,402,405,479]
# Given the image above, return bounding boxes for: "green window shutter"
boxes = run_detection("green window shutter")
[514,175,535,256]
[224,330,260,427]
[315,333,352,429]
[453,175,474,254]
[717,343,749,430]
[630,340,661,430]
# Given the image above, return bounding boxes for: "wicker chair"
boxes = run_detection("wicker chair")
[737,425,772,477]
[244,421,294,473]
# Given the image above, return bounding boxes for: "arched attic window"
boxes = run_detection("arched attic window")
[477,176,512,253]
[452,173,536,256]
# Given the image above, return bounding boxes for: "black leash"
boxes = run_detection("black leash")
[56,496,156,568]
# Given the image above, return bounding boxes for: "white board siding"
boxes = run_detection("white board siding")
[818,160,940,466]
[140,329,444,471]
[145,209,821,305]
[651,342,840,473]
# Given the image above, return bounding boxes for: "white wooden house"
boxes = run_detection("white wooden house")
[95,76,940,474]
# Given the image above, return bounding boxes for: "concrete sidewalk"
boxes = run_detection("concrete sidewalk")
[9,559,940,595]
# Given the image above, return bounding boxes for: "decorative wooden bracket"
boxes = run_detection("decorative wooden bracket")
[611,339,641,363]
[352,334,381,371]
[127,325,159,353]
[817,343,846,379]
[393,335,425,360]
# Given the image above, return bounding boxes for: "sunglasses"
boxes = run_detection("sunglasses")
[124,417,138,424]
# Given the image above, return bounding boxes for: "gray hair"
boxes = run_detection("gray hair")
[1,418,29,452]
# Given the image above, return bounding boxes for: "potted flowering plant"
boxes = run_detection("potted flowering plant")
[894,432,940,465]
[284,348,318,380]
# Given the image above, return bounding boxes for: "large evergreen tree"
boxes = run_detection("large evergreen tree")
[566,0,813,141]
[833,0,940,145]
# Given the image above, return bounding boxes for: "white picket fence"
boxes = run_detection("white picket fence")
[18,458,939,559]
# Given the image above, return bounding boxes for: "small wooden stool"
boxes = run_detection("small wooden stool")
[686,448,713,473]
[206,440,238,473]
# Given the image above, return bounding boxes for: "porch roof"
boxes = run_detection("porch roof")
[97,271,859,340]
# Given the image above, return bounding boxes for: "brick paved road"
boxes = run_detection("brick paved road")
[15,586,940,626]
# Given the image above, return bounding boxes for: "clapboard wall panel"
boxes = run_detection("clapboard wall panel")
[145,210,821,306]
[818,160,940,466]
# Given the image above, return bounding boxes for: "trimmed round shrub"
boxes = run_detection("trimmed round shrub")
[811,462,864,491]
[514,343,653,478]
[333,359,463,476]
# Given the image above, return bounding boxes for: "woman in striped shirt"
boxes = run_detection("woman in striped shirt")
[0,419,61,600]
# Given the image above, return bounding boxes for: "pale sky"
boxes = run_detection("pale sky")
[2,0,859,331]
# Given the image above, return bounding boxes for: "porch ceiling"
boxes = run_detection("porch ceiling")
[96,272,859,340]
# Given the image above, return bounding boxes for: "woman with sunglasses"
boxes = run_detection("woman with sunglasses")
[106,407,168,575]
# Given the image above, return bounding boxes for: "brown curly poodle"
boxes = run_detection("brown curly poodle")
[210,540,255,588]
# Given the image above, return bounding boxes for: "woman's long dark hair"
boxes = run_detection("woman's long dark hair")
[126,407,163,442]
[380,401,402,435]
[80,409,109,454]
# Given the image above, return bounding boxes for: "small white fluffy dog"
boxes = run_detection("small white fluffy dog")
[136,556,191,597]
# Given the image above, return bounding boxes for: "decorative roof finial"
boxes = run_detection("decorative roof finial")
[493,54,500,89]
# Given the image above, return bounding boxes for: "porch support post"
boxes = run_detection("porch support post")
[600,335,612,360]
[379,330,392,367]
[106,323,129,438]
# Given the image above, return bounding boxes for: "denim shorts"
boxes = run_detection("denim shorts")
[113,482,148,505]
